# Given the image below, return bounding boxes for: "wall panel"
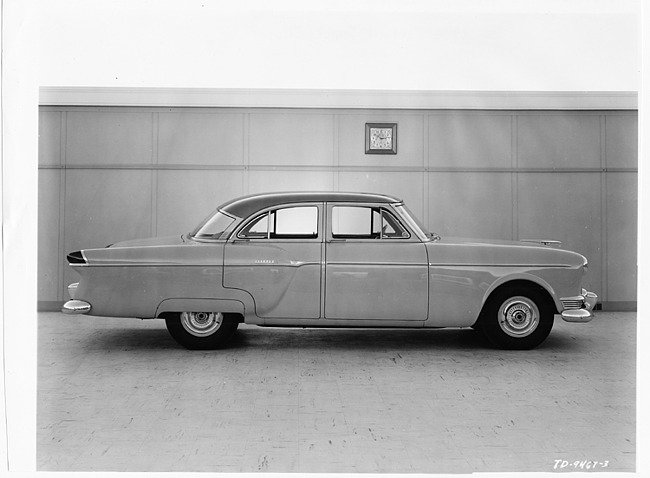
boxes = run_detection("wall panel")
[428,172,513,240]
[249,113,335,166]
[605,114,638,169]
[156,170,245,236]
[66,112,154,166]
[248,170,335,194]
[38,111,61,167]
[158,112,244,166]
[38,106,638,309]
[517,172,602,293]
[606,173,637,303]
[63,170,153,250]
[428,114,512,169]
[38,170,61,301]
[338,171,425,219]
[517,114,601,169]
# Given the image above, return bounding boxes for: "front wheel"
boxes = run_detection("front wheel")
[478,288,554,350]
[164,311,239,350]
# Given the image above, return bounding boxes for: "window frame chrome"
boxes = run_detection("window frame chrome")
[325,202,422,243]
[189,209,239,243]
[232,202,323,242]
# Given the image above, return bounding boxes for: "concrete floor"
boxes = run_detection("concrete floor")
[37,311,636,473]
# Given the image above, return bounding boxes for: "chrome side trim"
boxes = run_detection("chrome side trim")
[62,300,92,315]
[228,260,321,267]
[69,263,221,267]
[71,261,572,269]
[328,261,428,267]
[520,239,562,247]
[428,263,572,268]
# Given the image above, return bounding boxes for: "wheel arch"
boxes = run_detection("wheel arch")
[156,298,245,320]
[480,277,559,318]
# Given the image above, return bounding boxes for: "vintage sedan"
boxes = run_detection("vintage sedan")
[63,192,597,350]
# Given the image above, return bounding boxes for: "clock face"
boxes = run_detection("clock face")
[370,127,393,150]
[365,123,397,154]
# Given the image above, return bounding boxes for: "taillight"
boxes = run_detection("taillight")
[67,251,87,264]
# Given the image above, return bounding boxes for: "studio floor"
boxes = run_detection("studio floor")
[37,311,636,473]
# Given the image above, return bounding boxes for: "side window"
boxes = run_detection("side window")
[379,210,410,238]
[239,206,318,239]
[331,206,409,239]
[239,212,270,239]
[332,206,373,237]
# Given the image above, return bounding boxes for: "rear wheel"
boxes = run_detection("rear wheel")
[164,311,239,350]
[478,287,554,350]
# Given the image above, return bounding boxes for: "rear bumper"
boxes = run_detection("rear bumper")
[62,282,91,314]
[560,289,598,323]
[62,299,92,315]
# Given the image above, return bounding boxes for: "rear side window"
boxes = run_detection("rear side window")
[331,206,409,239]
[238,206,319,239]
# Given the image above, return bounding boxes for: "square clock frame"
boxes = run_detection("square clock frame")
[365,123,397,155]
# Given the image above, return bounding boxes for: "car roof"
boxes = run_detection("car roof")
[220,191,402,218]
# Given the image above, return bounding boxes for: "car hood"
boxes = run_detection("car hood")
[429,236,587,268]
[108,235,186,248]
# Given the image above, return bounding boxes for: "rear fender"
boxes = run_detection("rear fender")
[156,298,246,317]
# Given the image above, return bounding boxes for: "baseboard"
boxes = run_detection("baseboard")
[38,301,64,312]
[600,301,637,312]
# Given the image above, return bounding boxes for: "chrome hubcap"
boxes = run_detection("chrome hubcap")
[498,297,539,337]
[180,311,223,337]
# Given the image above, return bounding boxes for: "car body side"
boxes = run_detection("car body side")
[67,200,588,329]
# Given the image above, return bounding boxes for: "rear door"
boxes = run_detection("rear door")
[223,203,323,319]
[324,203,428,320]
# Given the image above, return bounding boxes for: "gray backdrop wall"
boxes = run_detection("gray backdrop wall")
[38,105,637,310]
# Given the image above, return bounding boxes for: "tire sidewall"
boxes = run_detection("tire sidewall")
[479,287,554,350]
[165,312,239,350]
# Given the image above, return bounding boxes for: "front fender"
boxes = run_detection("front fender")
[426,265,577,327]
[481,271,561,313]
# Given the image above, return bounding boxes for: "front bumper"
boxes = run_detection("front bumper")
[560,289,598,323]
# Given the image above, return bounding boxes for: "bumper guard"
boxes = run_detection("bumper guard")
[560,289,597,323]
[62,299,92,315]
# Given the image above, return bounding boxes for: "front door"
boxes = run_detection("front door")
[324,204,428,320]
[224,203,323,319]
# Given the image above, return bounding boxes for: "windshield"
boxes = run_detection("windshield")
[191,210,237,239]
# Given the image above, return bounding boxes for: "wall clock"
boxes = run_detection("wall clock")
[365,123,397,154]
